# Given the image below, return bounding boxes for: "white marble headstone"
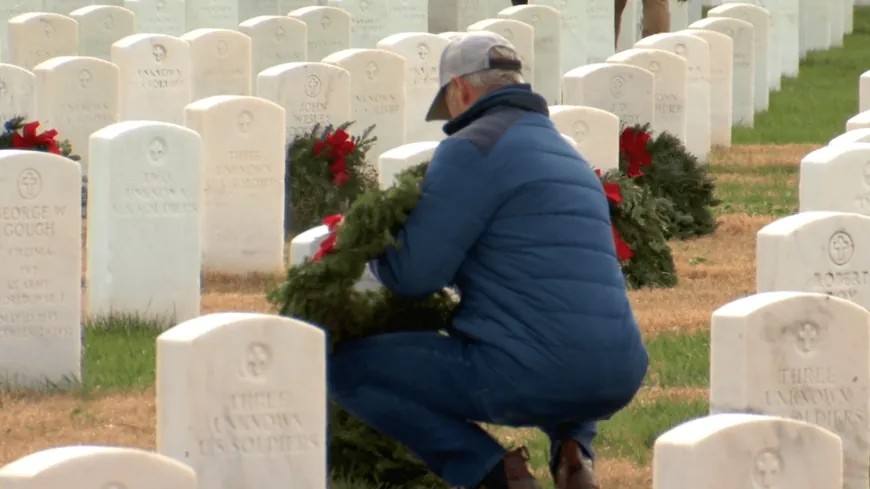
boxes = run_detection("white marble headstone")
[607,48,687,143]
[322,48,406,163]
[708,4,771,109]
[530,0,587,73]
[186,0,238,30]
[550,105,619,172]
[239,16,307,88]
[757,211,870,309]
[654,413,842,488]
[0,64,36,123]
[7,13,78,71]
[689,17,755,128]
[562,62,655,129]
[0,446,197,489]
[157,313,326,489]
[257,62,351,144]
[684,29,733,146]
[33,56,120,174]
[498,4,562,105]
[181,28,253,99]
[428,0,489,33]
[0,150,82,389]
[585,0,615,63]
[185,95,286,274]
[124,0,185,36]
[636,32,711,162]
[378,141,438,189]
[861,70,870,113]
[289,6,351,62]
[376,32,448,144]
[112,34,192,125]
[70,5,135,60]
[87,121,202,323]
[829,129,870,146]
[799,143,870,215]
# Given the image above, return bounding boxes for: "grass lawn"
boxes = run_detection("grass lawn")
[2,8,870,489]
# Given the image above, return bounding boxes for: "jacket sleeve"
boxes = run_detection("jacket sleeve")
[372,138,498,298]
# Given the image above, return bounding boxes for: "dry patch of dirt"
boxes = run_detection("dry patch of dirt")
[0,389,155,464]
[629,214,774,335]
[713,172,799,187]
[597,458,652,489]
[711,144,820,169]
[634,386,706,403]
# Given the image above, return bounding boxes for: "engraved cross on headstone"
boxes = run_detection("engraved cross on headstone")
[756,451,781,488]
[831,234,851,262]
[245,344,269,376]
[20,171,38,195]
[306,76,319,95]
[797,323,818,352]
[366,63,378,80]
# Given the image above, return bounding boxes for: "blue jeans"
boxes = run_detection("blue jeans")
[329,332,610,488]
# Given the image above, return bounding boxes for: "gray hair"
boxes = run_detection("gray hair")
[460,45,524,91]
[462,69,525,91]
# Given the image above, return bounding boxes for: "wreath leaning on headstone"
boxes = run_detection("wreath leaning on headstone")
[285,123,378,232]
[0,116,79,160]
[618,124,719,240]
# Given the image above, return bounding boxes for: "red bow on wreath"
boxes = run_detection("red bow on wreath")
[311,214,343,263]
[13,121,61,155]
[619,127,651,177]
[314,129,356,187]
[595,169,634,262]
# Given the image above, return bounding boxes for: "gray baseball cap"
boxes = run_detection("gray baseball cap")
[425,32,522,122]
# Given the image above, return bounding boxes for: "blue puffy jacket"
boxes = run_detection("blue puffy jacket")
[373,85,648,403]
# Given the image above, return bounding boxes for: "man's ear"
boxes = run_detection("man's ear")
[456,77,475,105]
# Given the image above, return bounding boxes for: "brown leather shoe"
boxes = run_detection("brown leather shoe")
[479,447,542,489]
[554,441,600,489]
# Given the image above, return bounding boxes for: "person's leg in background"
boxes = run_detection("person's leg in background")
[614,0,629,47]
[642,0,670,37]
[329,331,538,489]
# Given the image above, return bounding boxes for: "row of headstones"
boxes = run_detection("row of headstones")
[7,1,863,174]
[0,6,627,170]
[0,99,287,391]
[0,0,615,69]
[701,0,855,56]
[8,0,855,75]
[0,309,849,489]
[0,4,775,177]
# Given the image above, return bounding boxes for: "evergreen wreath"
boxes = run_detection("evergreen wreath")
[271,162,452,489]
[286,123,378,231]
[618,124,719,240]
[0,117,79,160]
[599,168,677,289]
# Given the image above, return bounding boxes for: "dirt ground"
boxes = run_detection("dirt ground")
[0,145,810,487]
